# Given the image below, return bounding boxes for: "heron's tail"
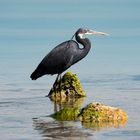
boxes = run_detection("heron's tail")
[30,71,38,80]
[30,69,44,80]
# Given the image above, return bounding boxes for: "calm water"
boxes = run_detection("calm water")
[0,0,140,140]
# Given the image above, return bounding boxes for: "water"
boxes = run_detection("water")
[0,0,140,139]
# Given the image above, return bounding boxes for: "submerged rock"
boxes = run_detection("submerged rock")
[48,72,86,102]
[51,107,80,121]
[79,103,128,124]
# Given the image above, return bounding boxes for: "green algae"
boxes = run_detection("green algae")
[79,103,128,124]
[51,107,80,121]
[79,103,102,122]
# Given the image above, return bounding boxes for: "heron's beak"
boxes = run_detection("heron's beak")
[88,29,109,36]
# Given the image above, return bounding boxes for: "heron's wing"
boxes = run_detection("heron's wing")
[37,40,78,75]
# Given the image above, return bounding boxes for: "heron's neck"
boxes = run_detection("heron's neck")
[70,34,92,65]
[75,34,91,58]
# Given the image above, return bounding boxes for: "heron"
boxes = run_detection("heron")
[30,28,108,92]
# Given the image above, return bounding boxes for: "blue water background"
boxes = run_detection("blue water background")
[0,0,140,140]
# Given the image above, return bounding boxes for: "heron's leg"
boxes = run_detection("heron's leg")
[53,74,59,88]
[53,74,63,100]
[58,74,62,100]
[53,74,60,98]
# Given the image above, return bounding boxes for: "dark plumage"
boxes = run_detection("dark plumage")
[30,28,108,80]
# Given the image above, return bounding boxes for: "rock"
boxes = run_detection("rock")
[79,102,128,124]
[51,102,128,128]
[48,72,86,102]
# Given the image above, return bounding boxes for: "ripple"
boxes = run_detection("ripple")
[0,101,14,107]
[33,119,93,140]
[104,130,140,137]
[133,75,140,81]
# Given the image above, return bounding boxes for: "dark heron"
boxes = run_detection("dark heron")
[30,28,108,88]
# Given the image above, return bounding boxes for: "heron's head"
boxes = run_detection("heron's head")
[75,28,109,39]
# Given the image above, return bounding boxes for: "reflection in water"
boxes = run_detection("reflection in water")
[32,97,91,140]
[33,95,127,140]
[82,120,127,130]
[33,119,92,140]
[33,116,127,140]
[52,97,85,112]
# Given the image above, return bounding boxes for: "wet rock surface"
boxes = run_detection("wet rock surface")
[48,72,86,102]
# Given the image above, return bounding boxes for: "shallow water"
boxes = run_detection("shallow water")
[0,74,140,140]
[0,0,140,140]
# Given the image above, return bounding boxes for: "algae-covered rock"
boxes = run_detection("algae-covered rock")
[51,107,80,121]
[48,72,86,101]
[79,103,128,124]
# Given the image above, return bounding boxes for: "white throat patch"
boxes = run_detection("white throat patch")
[78,33,84,39]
